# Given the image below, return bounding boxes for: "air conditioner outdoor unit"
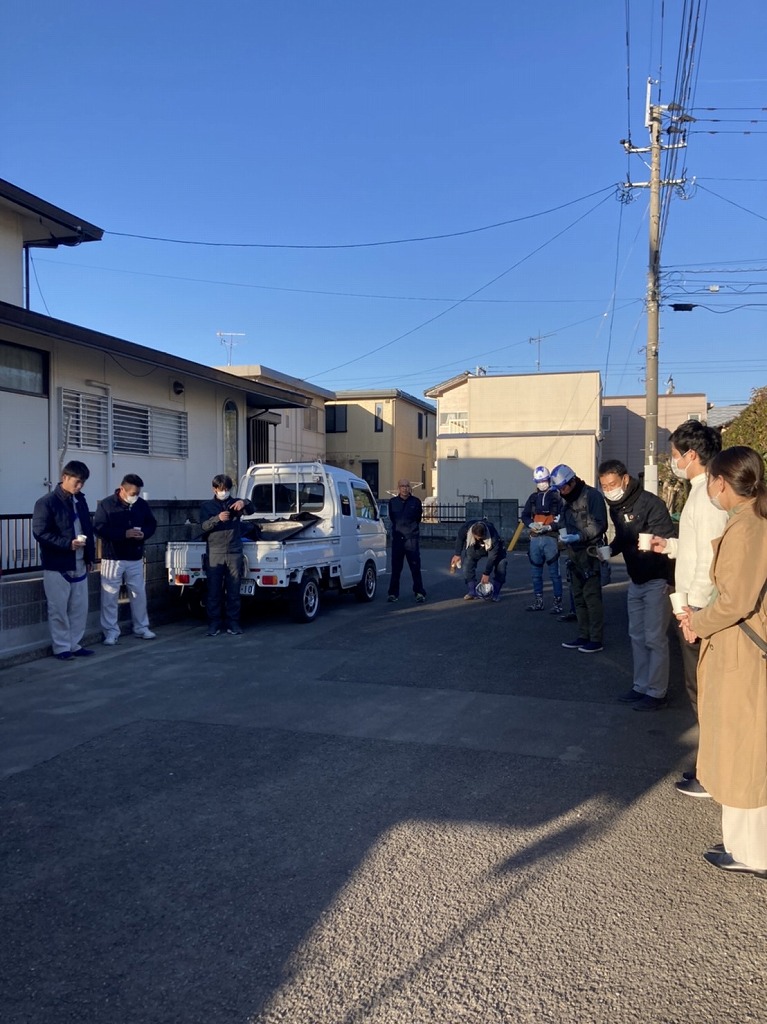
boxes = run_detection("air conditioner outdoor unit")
[446,448,459,459]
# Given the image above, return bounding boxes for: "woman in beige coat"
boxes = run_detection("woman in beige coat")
[678,446,767,879]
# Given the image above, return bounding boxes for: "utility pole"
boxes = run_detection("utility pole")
[621,79,688,494]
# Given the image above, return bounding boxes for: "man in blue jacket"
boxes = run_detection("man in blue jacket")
[551,464,608,653]
[387,479,426,604]
[520,465,564,613]
[32,460,96,661]
[94,473,158,645]
[200,473,255,636]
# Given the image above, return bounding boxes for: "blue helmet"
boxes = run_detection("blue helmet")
[550,464,576,489]
[533,465,550,483]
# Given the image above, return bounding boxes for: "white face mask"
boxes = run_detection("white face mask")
[124,494,139,506]
[215,490,230,500]
[708,479,725,510]
[671,453,691,481]
[536,482,549,491]
[603,487,625,502]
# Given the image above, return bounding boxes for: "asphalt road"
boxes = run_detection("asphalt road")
[1,549,764,1024]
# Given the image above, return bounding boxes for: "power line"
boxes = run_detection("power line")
[696,183,767,223]
[103,185,617,251]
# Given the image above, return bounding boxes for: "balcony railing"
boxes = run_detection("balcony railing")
[422,503,466,523]
[0,515,41,576]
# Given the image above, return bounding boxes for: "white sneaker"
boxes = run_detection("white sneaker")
[134,630,156,639]
[102,637,119,646]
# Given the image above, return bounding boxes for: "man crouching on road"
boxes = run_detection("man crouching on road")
[451,519,506,602]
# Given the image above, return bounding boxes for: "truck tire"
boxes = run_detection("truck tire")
[291,576,321,623]
[355,561,377,602]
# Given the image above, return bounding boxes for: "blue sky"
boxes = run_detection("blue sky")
[3,1,765,407]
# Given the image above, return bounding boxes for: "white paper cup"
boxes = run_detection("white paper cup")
[669,591,688,615]
[76,533,87,543]
[597,545,612,561]
[559,528,568,540]
[637,532,652,551]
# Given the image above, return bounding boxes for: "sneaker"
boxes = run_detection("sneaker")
[206,628,221,637]
[675,777,710,798]
[562,637,588,649]
[550,598,563,615]
[73,648,95,657]
[491,594,501,603]
[578,641,604,653]
[702,849,767,878]
[387,595,399,603]
[633,694,668,712]
[682,770,696,781]
[617,688,644,703]
[102,637,119,647]
[558,612,577,623]
[463,593,476,601]
[226,626,243,635]
[415,593,426,603]
[526,596,545,612]
[54,651,74,661]
[134,629,156,640]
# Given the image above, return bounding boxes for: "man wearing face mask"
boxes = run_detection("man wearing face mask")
[520,466,564,613]
[200,473,255,637]
[95,474,158,645]
[598,459,676,710]
[650,421,727,790]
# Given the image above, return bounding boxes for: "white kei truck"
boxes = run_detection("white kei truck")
[166,462,388,623]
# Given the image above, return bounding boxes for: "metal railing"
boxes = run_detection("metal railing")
[0,515,41,576]
[422,503,466,523]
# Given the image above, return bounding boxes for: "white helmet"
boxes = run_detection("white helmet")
[533,466,550,483]
[550,464,576,489]
[476,581,494,600]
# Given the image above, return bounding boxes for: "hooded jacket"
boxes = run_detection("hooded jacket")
[604,477,676,585]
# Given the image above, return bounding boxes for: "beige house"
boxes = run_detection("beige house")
[424,370,602,504]
[600,393,708,477]
[324,389,436,499]
[222,364,335,463]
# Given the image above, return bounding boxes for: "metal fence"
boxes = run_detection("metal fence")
[0,515,41,576]
[422,503,466,523]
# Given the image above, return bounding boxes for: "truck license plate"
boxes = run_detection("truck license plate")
[240,580,256,596]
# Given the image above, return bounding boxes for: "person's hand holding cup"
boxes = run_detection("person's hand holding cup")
[650,535,668,554]
[73,533,87,549]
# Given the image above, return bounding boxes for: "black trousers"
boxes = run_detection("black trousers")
[389,534,425,596]
[207,553,244,628]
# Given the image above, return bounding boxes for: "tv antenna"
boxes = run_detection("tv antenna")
[216,332,245,366]
[529,331,556,372]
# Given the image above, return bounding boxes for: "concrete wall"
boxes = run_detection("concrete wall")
[0,499,199,667]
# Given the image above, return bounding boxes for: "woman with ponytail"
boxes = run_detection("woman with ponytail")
[678,445,767,878]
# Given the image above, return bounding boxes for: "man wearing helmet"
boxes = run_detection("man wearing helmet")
[451,519,506,602]
[550,463,608,653]
[520,466,564,613]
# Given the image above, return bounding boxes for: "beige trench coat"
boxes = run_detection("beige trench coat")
[690,500,767,809]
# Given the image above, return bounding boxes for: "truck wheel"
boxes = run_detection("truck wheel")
[291,576,321,623]
[355,561,377,602]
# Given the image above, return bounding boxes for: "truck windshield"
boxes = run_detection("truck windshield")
[251,482,325,514]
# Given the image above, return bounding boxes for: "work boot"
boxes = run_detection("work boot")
[550,597,563,615]
[526,595,545,612]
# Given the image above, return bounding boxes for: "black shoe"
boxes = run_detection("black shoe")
[226,626,243,635]
[54,651,74,661]
[703,849,767,878]
[617,688,645,704]
[682,770,696,781]
[415,593,426,603]
[557,612,577,622]
[578,641,603,653]
[73,648,95,657]
[387,595,398,603]
[633,695,668,712]
[561,637,588,650]
[206,628,221,637]
[675,777,710,798]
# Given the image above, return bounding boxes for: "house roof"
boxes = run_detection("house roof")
[706,403,749,428]
[425,369,600,398]
[0,302,310,411]
[222,364,336,401]
[0,178,103,248]
[331,388,436,414]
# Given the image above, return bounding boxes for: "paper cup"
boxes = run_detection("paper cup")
[597,545,612,561]
[559,528,569,540]
[76,533,87,543]
[637,532,652,551]
[669,591,688,615]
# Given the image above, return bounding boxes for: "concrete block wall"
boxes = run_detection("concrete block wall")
[0,500,200,668]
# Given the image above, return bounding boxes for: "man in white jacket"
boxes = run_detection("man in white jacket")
[651,420,727,795]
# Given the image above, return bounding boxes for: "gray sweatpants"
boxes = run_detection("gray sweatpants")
[43,570,89,654]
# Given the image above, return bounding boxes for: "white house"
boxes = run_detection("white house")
[0,179,310,516]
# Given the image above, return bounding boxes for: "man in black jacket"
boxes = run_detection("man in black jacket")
[451,519,506,602]
[94,473,157,645]
[598,459,677,710]
[387,479,426,604]
[32,460,96,661]
[200,473,255,636]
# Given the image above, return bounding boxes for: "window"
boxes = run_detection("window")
[439,411,468,433]
[223,400,238,482]
[352,483,378,520]
[304,405,319,432]
[374,403,384,432]
[326,404,348,433]
[418,412,424,439]
[337,482,352,516]
[250,481,325,513]
[0,341,48,396]
[62,390,188,457]
[61,389,108,450]
[601,414,612,433]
